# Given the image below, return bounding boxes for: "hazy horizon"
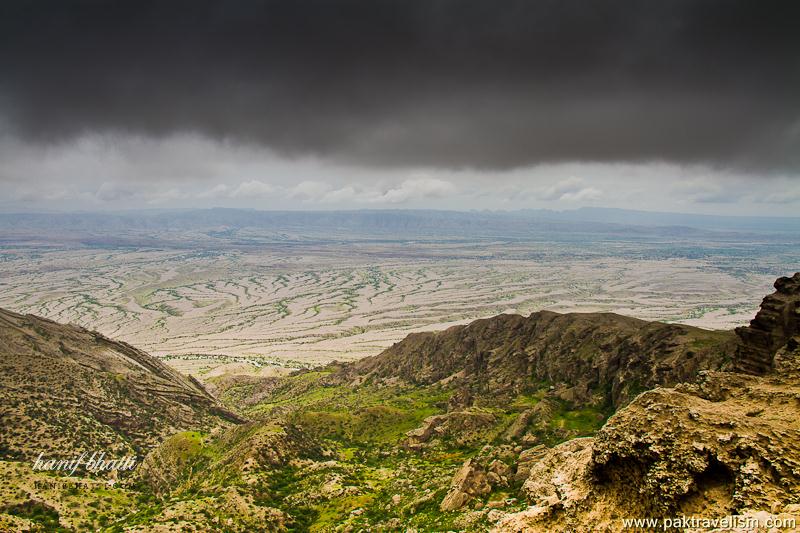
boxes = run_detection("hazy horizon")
[4,203,800,220]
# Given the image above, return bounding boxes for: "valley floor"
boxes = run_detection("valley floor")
[0,239,789,375]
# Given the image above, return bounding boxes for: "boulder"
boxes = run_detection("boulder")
[440,458,492,511]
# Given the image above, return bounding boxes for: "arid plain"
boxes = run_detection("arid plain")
[1,228,792,379]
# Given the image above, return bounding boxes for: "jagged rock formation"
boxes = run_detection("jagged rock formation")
[735,272,800,374]
[0,307,242,460]
[340,310,737,408]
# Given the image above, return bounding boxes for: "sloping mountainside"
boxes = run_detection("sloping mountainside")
[0,308,241,461]
[0,274,797,532]
[339,310,737,408]
[210,309,736,426]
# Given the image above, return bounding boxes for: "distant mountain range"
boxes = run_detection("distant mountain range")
[1,207,799,242]
[519,206,800,232]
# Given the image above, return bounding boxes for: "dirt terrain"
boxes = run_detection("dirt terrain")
[0,243,785,372]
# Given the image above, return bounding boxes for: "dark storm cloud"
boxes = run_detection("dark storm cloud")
[1,0,799,170]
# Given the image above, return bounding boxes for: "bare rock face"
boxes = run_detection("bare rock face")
[403,409,496,449]
[514,445,549,482]
[492,439,596,532]
[592,370,800,515]
[503,409,535,441]
[440,458,492,511]
[735,272,800,374]
[441,446,518,511]
[494,345,800,532]
[521,437,594,511]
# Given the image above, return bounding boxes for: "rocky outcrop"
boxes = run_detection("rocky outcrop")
[735,272,800,374]
[440,458,492,511]
[404,409,497,449]
[441,446,518,511]
[520,437,594,511]
[494,336,800,532]
[503,409,536,441]
[123,486,291,532]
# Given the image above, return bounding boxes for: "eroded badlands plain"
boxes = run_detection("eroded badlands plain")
[1,212,796,378]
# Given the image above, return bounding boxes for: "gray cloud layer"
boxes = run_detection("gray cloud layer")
[1,0,800,171]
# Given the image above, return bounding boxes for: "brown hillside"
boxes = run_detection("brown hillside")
[0,308,242,460]
[341,310,737,408]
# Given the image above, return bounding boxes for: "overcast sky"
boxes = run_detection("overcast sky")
[1,0,799,215]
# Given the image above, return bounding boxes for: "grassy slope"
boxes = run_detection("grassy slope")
[195,371,613,531]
